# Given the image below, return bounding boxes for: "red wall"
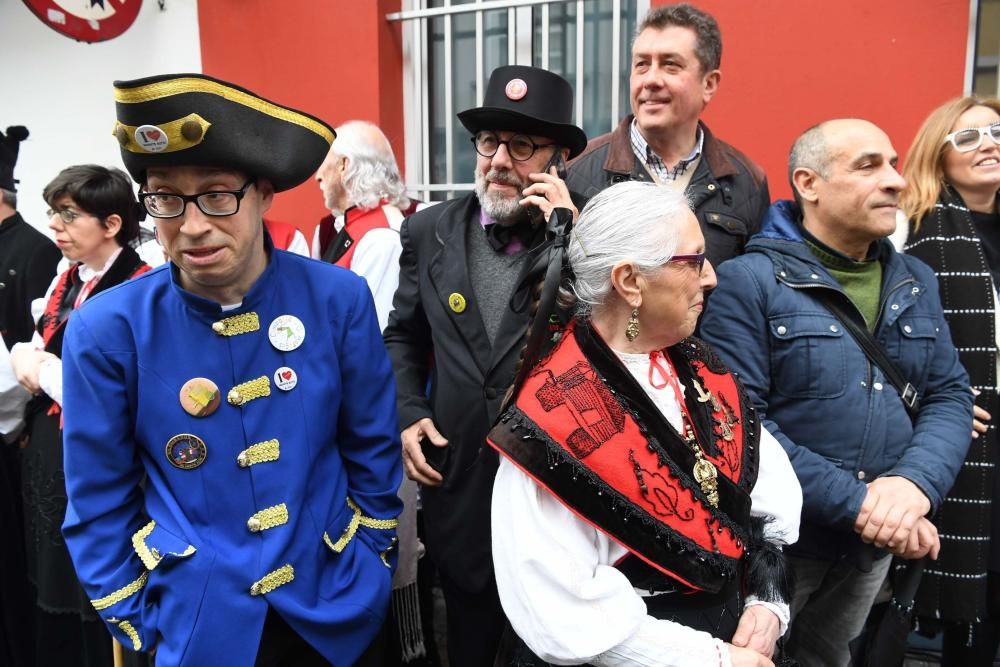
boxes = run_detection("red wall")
[197,0,971,226]
[653,0,970,200]
[198,0,405,238]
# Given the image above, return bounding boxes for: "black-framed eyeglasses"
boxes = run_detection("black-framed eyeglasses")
[47,208,89,224]
[471,131,555,161]
[139,179,256,219]
[943,123,1000,153]
[667,253,706,273]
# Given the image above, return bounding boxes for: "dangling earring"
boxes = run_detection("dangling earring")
[625,307,640,342]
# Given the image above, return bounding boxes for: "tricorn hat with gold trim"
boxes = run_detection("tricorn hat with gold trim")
[112,73,334,192]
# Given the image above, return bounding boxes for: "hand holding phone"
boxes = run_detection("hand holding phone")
[521,150,575,224]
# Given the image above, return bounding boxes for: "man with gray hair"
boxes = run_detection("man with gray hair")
[701,119,973,666]
[314,120,418,330]
[567,3,768,268]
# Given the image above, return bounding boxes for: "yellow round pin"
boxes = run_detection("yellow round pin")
[448,293,467,313]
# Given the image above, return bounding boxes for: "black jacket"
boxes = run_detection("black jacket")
[0,212,61,349]
[567,116,770,268]
[384,193,554,592]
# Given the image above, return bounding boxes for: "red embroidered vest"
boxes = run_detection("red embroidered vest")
[487,320,761,594]
[323,203,403,268]
[38,246,150,354]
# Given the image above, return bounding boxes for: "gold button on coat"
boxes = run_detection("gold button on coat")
[247,517,262,532]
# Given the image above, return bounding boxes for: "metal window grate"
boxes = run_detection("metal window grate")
[392,0,648,202]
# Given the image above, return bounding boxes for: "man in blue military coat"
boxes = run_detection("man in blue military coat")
[59,73,403,666]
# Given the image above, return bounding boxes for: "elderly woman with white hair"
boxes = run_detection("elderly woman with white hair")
[488,182,802,667]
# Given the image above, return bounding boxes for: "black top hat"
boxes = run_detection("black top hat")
[112,73,335,192]
[458,66,587,159]
[0,126,29,193]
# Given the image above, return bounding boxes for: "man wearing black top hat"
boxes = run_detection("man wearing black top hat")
[0,124,60,667]
[384,65,588,664]
[58,74,403,666]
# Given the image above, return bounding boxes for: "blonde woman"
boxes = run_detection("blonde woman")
[901,96,1000,665]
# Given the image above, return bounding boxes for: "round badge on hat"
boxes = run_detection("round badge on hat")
[448,293,467,314]
[134,124,169,153]
[505,78,527,101]
[274,366,298,391]
[179,378,221,417]
[268,315,305,352]
[165,433,208,470]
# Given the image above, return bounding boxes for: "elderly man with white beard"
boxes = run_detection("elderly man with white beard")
[383,65,587,665]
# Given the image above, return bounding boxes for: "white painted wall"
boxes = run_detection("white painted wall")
[1,0,202,235]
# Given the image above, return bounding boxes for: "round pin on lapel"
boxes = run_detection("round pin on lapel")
[274,366,298,391]
[165,433,208,470]
[448,293,466,314]
[179,378,221,417]
[268,315,305,352]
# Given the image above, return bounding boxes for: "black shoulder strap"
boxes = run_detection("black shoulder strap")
[810,288,920,419]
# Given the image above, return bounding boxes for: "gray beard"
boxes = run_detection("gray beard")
[474,167,527,225]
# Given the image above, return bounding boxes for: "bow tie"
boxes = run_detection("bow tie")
[485,219,539,255]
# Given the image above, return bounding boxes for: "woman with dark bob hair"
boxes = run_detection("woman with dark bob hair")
[10,164,150,665]
[898,96,1000,665]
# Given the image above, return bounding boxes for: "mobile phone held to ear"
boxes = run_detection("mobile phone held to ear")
[420,437,452,478]
[528,151,569,224]
[543,150,568,179]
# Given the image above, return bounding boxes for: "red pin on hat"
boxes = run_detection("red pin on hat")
[505,78,527,101]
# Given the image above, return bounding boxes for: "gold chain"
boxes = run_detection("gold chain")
[684,425,720,507]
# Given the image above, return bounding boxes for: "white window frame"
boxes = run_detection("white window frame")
[388,0,649,201]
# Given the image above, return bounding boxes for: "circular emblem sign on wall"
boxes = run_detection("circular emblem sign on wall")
[22,0,142,43]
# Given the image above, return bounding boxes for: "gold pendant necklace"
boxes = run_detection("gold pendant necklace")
[683,424,719,507]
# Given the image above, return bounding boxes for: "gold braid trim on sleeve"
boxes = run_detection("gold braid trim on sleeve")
[131,520,196,570]
[91,571,149,611]
[108,618,142,651]
[323,497,400,554]
[131,520,159,570]
[380,536,399,569]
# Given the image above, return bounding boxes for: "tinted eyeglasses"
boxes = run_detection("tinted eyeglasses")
[472,131,555,161]
[667,253,706,273]
[139,179,256,219]
[943,123,1000,153]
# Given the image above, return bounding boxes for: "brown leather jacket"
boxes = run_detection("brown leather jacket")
[567,116,769,267]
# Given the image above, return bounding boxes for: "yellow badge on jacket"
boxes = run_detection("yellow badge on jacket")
[448,293,466,313]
